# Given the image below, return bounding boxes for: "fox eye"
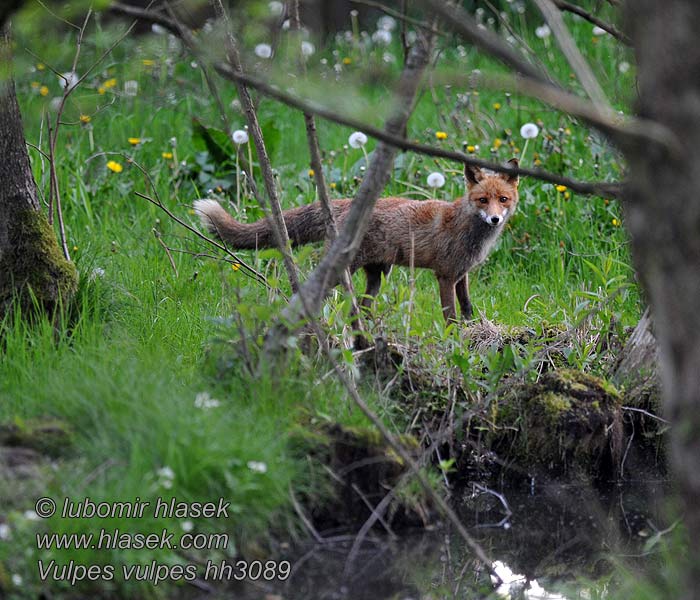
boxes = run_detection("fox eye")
[499,196,509,203]
[478,197,488,204]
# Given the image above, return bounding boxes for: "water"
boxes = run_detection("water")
[232,478,669,599]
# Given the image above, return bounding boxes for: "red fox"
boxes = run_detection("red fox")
[194,158,520,322]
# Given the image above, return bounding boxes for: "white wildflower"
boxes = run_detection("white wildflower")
[0,523,10,540]
[592,25,607,36]
[247,461,268,473]
[12,574,22,587]
[372,29,392,45]
[268,1,284,15]
[60,71,79,91]
[377,15,397,31]
[618,61,630,73]
[282,19,291,30]
[427,172,446,188]
[194,391,221,409]
[348,131,368,148]
[232,129,249,144]
[23,510,39,521]
[124,80,138,97]
[535,24,551,39]
[254,43,273,59]
[90,267,105,280]
[157,466,175,489]
[301,41,315,57]
[181,520,194,532]
[151,23,167,35]
[520,122,540,139]
[49,97,62,112]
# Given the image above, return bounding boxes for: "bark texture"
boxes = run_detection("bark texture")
[0,54,77,318]
[624,2,700,592]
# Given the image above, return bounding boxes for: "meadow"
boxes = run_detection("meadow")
[0,2,661,597]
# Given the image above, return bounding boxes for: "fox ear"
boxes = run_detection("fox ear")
[465,164,483,187]
[500,157,519,185]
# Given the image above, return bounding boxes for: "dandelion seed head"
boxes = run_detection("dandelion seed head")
[348,131,368,148]
[232,129,249,144]
[255,43,273,59]
[427,172,446,188]
[520,123,540,139]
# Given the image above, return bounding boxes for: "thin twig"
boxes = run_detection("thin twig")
[552,0,630,45]
[349,0,446,35]
[109,1,627,197]
[532,0,611,112]
[211,0,301,294]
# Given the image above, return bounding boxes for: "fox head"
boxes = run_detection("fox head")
[464,158,519,227]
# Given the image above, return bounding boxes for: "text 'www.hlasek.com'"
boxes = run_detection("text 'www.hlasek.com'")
[31,496,291,586]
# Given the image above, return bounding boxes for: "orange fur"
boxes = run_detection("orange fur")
[194,158,520,322]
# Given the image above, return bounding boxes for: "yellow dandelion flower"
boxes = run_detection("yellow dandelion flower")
[103,78,117,89]
[493,102,501,111]
[612,218,621,227]
[188,209,195,215]
[564,128,571,135]
[435,131,448,140]
[39,85,49,96]
[36,63,45,71]
[79,114,91,124]
[342,57,352,65]
[106,160,123,173]
[534,158,542,166]
[142,59,155,67]
[467,145,476,153]
[162,151,173,159]
[513,147,520,154]
[494,138,502,149]
[128,137,141,145]
[232,263,240,271]
[308,169,315,177]
[31,81,40,89]
[72,245,78,251]
[98,86,106,95]
[564,191,571,200]
[330,182,337,189]
[556,184,568,193]
[604,199,610,205]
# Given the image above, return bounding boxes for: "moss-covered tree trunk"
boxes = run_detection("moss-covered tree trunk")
[0,32,77,319]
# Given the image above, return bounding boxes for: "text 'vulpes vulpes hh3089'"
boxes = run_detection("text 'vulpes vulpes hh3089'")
[194,158,520,322]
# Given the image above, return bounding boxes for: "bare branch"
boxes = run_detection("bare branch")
[110,1,625,197]
[265,35,433,349]
[210,0,301,294]
[420,0,556,85]
[533,0,610,111]
[552,0,630,45]
[349,0,446,36]
[213,62,623,197]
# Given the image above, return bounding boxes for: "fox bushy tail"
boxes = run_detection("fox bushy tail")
[193,199,328,249]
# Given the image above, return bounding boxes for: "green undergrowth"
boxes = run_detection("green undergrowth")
[0,1,670,597]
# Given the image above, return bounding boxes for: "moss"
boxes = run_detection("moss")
[537,391,572,419]
[0,208,78,317]
[492,369,623,478]
[0,418,73,457]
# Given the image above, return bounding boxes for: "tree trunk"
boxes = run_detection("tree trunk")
[624,1,700,594]
[0,35,77,319]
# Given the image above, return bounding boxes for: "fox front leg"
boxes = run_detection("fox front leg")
[455,274,473,319]
[438,276,458,323]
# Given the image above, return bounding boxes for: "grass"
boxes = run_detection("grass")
[0,2,656,598]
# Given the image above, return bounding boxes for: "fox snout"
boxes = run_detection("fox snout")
[479,209,507,226]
